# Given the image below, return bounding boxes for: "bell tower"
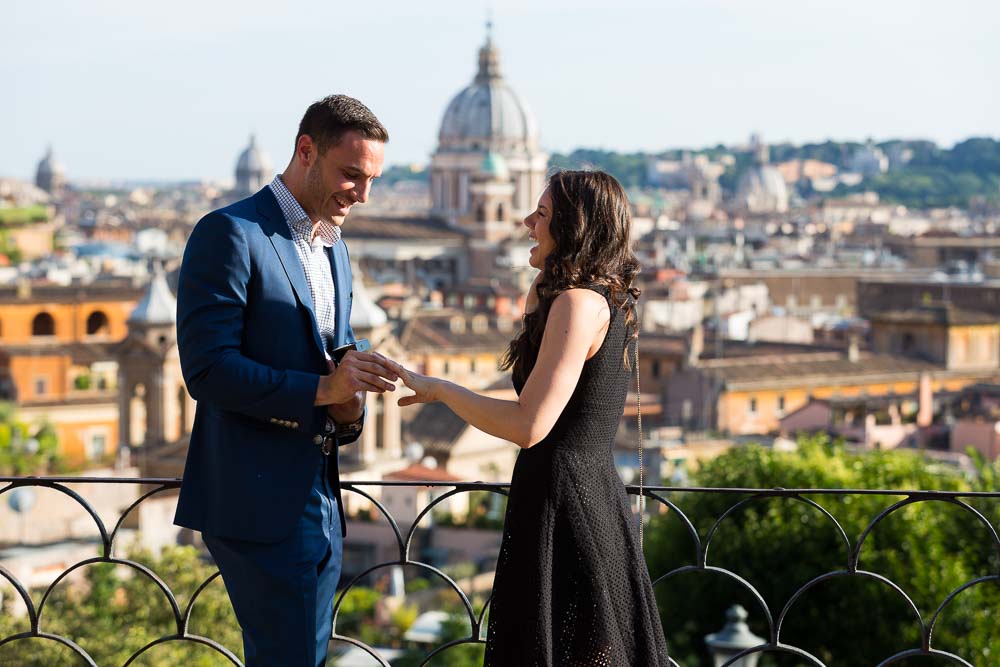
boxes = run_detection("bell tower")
[116,264,190,467]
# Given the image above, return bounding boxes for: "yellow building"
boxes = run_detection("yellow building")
[665,304,999,436]
[399,310,516,391]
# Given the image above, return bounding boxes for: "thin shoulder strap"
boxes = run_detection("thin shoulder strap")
[635,335,644,546]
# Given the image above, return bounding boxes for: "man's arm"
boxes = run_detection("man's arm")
[177,211,322,431]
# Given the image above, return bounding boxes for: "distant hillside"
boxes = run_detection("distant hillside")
[385,138,1000,209]
[377,164,429,186]
[834,137,1000,208]
[548,138,1000,209]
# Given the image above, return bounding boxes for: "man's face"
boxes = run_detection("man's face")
[303,130,385,226]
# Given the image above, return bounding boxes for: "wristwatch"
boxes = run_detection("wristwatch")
[331,412,364,440]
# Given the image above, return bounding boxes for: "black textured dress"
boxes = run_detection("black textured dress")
[484,288,669,666]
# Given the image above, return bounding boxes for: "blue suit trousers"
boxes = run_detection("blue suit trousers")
[204,457,342,666]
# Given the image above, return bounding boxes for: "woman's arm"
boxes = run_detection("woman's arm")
[393,289,610,448]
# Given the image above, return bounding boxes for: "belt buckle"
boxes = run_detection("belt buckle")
[321,435,334,456]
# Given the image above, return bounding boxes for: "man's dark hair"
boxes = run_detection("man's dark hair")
[295,94,389,153]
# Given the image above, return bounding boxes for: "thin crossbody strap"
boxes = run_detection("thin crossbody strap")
[634,335,644,546]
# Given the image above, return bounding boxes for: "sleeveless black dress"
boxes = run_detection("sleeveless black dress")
[484,287,669,666]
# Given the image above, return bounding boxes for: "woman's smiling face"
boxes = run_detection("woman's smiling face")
[525,188,555,270]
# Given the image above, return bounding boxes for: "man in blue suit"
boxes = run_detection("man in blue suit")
[175,95,399,666]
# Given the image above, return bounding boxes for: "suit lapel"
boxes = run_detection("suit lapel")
[254,188,326,356]
[329,243,351,348]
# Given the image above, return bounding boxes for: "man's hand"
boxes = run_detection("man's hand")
[314,350,398,406]
[328,389,364,424]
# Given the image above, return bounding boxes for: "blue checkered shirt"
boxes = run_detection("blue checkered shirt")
[269,175,340,358]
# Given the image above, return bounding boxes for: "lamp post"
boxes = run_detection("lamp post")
[705,605,765,667]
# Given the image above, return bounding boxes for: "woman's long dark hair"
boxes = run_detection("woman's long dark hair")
[501,170,641,380]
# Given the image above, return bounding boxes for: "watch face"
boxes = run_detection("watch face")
[337,420,362,435]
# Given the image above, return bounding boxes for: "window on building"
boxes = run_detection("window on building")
[471,358,478,373]
[443,361,450,375]
[652,360,661,379]
[86,311,110,336]
[32,312,55,337]
[497,203,504,220]
[34,377,49,396]
[87,433,108,460]
[778,395,785,413]
[748,397,758,414]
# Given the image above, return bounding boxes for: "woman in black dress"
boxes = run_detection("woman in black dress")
[391,170,669,666]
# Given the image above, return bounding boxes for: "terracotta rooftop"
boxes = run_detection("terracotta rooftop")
[0,341,118,363]
[404,402,468,455]
[383,463,462,483]
[698,351,943,388]
[399,310,515,353]
[343,215,468,241]
[0,281,145,304]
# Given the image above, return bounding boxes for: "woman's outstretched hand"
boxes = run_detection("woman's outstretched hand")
[390,361,443,407]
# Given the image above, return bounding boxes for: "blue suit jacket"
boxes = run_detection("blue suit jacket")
[174,187,361,542]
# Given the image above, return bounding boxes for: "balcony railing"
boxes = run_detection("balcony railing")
[0,476,998,667]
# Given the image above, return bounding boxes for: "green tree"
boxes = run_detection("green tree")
[0,403,62,475]
[644,435,1000,666]
[0,544,243,666]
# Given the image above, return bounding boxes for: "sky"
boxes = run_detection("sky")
[3,0,998,183]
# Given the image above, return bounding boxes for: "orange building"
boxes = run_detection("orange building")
[0,280,145,465]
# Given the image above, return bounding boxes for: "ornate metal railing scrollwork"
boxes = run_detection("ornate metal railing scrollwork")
[0,477,996,666]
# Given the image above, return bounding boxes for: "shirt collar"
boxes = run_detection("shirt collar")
[269,175,342,248]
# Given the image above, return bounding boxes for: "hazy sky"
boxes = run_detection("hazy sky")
[4,0,997,182]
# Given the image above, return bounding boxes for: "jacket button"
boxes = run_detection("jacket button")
[313,434,323,445]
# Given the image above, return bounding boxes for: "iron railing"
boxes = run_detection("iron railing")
[0,477,997,666]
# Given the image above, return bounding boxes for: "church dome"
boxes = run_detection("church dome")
[438,33,538,152]
[234,134,272,197]
[236,135,271,180]
[35,146,65,194]
[129,264,177,326]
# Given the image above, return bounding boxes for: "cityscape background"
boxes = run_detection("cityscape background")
[1,3,999,666]
[5,0,999,181]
